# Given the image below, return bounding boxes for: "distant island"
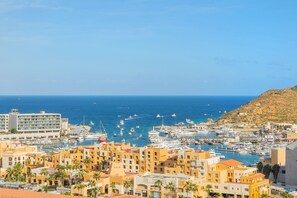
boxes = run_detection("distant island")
[217,85,297,126]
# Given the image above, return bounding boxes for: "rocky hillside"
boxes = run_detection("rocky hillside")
[217,86,297,126]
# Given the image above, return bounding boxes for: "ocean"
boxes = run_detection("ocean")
[0,96,260,164]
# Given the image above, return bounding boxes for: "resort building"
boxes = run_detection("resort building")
[8,109,61,134]
[0,114,9,133]
[0,109,63,140]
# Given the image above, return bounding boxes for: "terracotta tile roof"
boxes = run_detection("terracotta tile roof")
[219,159,243,167]
[246,173,265,179]
[0,188,76,198]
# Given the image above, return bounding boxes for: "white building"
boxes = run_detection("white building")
[0,114,9,133]
[285,141,297,188]
[0,109,62,140]
[8,109,61,133]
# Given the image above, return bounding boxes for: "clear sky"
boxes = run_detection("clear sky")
[0,0,296,96]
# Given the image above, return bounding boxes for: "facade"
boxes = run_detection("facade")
[8,109,61,133]
[0,114,9,133]
[206,159,270,198]
[0,109,62,140]
[286,141,297,188]
[0,141,272,198]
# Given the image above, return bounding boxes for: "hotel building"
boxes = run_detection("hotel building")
[0,114,9,133]
[0,109,62,140]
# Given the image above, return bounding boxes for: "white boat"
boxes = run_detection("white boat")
[89,121,94,126]
[130,128,135,133]
[120,120,124,125]
[172,113,176,117]
[128,132,132,136]
[84,133,103,140]
[119,128,123,136]
[77,136,84,142]
[63,138,69,144]
[125,116,133,121]
[136,125,140,129]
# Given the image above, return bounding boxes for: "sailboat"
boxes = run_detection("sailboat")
[98,121,107,143]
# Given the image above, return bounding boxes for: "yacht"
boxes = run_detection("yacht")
[120,120,124,125]
[130,128,135,133]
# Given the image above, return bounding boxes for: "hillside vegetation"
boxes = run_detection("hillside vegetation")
[217,86,297,126]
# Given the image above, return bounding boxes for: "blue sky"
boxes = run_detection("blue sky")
[0,0,296,95]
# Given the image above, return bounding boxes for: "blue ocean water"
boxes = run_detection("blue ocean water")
[0,96,260,164]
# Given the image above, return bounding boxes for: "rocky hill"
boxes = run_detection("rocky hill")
[217,86,297,126]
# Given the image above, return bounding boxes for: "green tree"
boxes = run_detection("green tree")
[205,184,213,198]
[89,186,101,198]
[262,164,271,179]
[10,128,17,134]
[42,185,49,193]
[93,172,101,182]
[184,181,198,198]
[272,164,280,183]
[83,157,92,170]
[257,161,264,173]
[281,191,290,198]
[124,181,132,194]
[110,182,117,194]
[154,180,163,190]
[40,168,49,177]
[74,182,86,196]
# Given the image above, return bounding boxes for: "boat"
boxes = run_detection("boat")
[125,116,133,120]
[119,128,123,136]
[113,133,117,137]
[77,135,84,142]
[172,113,176,117]
[128,132,132,136]
[98,121,108,143]
[130,128,135,133]
[133,114,138,117]
[136,125,140,129]
[117,125,120,128]
[120,120,124,125]
[89,121,94,126]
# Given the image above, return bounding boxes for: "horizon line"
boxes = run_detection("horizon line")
[0,94,257,97]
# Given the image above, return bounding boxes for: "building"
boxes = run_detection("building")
[206,159,270,198]
[286,141,297,188]
[0,109,62,140]
[134,172,204,198]
[0,114,9,133]
[0,141,272,198]
[8,109,61,134]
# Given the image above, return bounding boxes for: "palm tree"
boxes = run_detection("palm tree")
[154,180,163,190]
[72,159,80,170]
[124,181,132,194]
[56,171,68,194]
[89,186,101,198]
[74,182,86,196]
[257,161,263,173]
[205,184,213,198]
[88,180,96,188]
[75,170,85,183]
[93,172,101,182]
[6,167,13,178]
[41,156,47,166]
[110,182,117,194]
[184,181,198,198]
[262,164,271,179]
[40,168,49,177]
[83,157,92,170]
[13,162,24,182]
[42,185,49,193]
[165,182,176,197]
